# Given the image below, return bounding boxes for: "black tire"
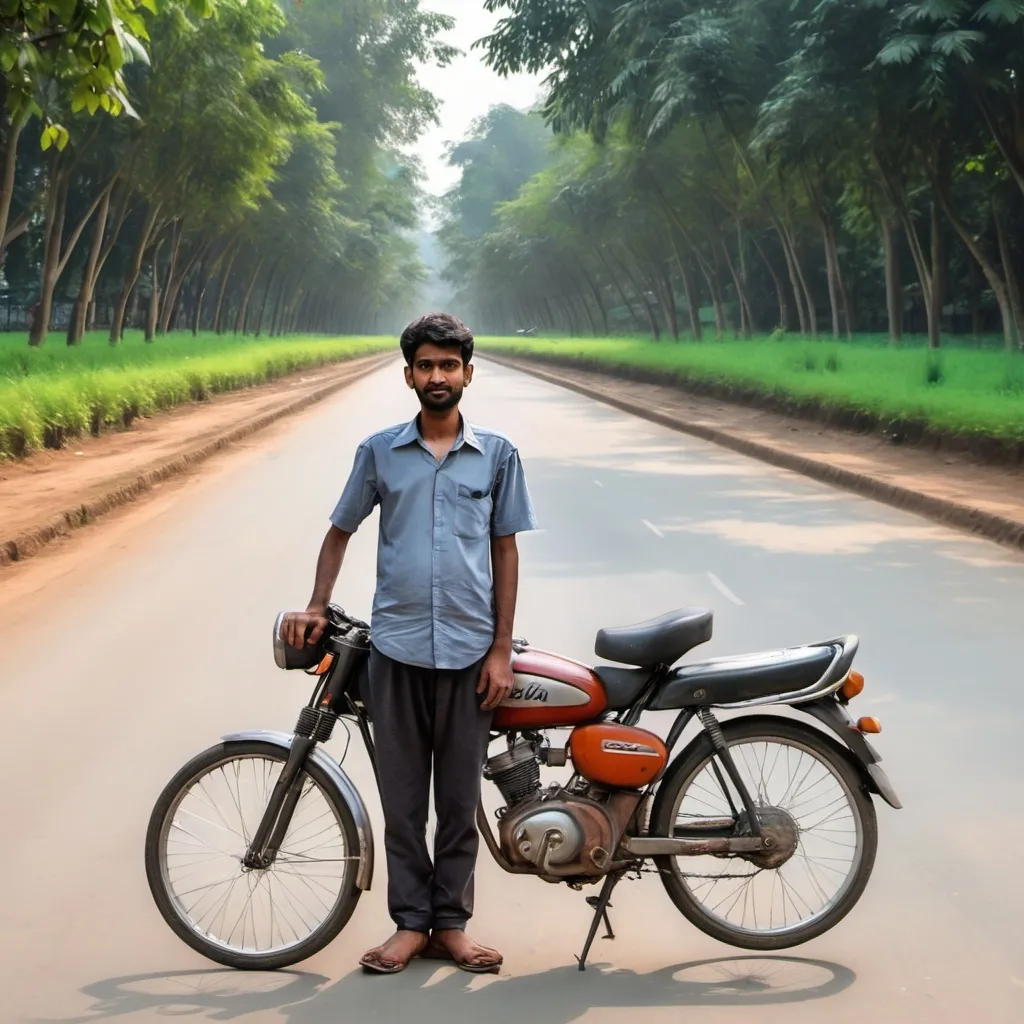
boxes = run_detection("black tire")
[650,717,878,951]
[145,740,363,970]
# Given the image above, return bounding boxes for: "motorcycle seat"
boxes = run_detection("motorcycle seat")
[649,643,839,709]
[593,665,651,710]
[595,607,713,667]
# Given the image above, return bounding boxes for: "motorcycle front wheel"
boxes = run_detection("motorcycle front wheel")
[650,718,878,950]
[145,741,363,970]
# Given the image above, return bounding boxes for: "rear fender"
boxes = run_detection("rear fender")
[796,701,902,809]
[223,730,375,890]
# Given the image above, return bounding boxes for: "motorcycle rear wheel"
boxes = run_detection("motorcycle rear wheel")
[650,718,877,950]
[145,740,363,970]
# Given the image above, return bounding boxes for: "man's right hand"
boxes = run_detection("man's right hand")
[281,608,330,649]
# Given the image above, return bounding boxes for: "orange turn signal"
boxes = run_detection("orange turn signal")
[315,653,335,676]
[857,716,882,734]
[841,671,865,701]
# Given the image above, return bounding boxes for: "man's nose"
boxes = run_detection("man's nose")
[429,367,446,383]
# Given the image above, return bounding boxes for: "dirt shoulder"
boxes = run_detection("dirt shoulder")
[0,352,394,565]
[483,353,1024,553]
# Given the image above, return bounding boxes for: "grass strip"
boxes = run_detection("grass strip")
[0,332,389,458]
[482,336,1024,444]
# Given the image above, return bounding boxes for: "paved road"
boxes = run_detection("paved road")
[1,358,1022,1023]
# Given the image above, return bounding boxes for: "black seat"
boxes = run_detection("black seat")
[649,644,838,710]
[595,607,713,667]
[594,665,651,710]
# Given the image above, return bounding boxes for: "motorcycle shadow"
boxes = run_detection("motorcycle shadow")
[46,956,855,1024]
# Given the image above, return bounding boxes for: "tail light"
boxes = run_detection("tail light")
[840,671,865,702]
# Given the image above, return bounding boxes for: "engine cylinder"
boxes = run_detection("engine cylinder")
[483,738,540,806]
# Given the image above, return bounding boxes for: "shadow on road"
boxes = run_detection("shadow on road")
[45,956,855,1023]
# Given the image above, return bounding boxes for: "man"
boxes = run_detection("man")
[281,313,536,975]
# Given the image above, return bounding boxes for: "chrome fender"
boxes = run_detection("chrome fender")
[222,729,375,891]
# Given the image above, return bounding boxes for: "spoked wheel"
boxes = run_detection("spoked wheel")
[651,718,877,950]
[145,741,363,970]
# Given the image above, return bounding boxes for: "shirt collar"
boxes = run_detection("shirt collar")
[390,415,483,453]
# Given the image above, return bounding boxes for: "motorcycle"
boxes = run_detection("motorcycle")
[145,604,901,972]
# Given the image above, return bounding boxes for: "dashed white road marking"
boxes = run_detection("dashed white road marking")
[708,572,745,607]
[642,519,664,539]
[593,480,604,488]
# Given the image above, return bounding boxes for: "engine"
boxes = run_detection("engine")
[483,737,645,880]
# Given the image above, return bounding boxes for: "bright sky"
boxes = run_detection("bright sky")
[409,2,544,200]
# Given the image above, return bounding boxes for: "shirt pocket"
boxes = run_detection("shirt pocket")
[454,484,493,540]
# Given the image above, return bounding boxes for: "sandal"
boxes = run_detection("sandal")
[424,936,503,975]
[359,934,428,974]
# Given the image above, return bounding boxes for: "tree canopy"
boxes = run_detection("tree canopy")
[1,0,456,345]
[430,0,1024,348]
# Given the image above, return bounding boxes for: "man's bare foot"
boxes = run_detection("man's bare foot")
[426,928,503,974]
[359,930,429,974]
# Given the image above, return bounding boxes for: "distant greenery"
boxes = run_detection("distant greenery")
[1,0,453,347]
[484,335,1024,442]
[0,332,388,458]
[439,2,1024,352]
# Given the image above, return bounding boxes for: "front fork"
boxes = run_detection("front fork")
[242,705,343,870]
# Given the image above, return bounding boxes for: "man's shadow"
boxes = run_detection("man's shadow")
[42,955,855,1024]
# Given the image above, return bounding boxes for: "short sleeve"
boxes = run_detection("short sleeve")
[330,443,379,533]
[491,448,537,538]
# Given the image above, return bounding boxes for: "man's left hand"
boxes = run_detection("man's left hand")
[478,647,515,711]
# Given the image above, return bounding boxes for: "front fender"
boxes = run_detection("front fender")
[223,729,375,890]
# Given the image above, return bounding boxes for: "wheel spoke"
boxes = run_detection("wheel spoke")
[669,732,868,939]
[156,752,354,960]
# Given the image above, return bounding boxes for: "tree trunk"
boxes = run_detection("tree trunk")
[927,201,944,350]
[577,261,609,335]
[68,187,112,345]
[235,257,266,334]
[750,235,790,333]
[254,259,281,336]
[780,218,817,336]
[157,222,182,334]
[993,199,1024,349]
[667,233,703,340]
[269,275,287,336]
[30,166,69,346]
[881,217,903,345]
[145,239,164,342]
[596,246,642,330]
[612,250,660,338]
[110,204,161,344]
[658,262,680,339]
[212,248,238,335]
[0,116,25,266]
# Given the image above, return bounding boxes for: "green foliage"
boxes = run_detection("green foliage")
[483,335,1024,441]
[0,331,389,457]
[0,0,214,142]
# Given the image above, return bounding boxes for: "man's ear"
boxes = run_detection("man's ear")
[464,362,474,386]
[404,364,414,389]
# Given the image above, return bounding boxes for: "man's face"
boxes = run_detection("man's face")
[404,342,473,413]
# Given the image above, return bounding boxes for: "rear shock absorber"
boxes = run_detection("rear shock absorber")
[698,708,762,837]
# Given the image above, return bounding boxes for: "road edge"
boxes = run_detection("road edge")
[483,352,1024,554]
[0,352,395,567]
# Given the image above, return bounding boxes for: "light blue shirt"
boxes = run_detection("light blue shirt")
[330,417,537,670]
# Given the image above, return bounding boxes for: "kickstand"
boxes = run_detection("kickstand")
[575,872,621,972]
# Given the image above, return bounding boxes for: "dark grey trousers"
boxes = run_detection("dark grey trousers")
[366,646,494,933]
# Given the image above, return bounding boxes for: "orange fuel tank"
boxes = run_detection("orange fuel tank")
[493,649,608,730]
[569,723,668,789]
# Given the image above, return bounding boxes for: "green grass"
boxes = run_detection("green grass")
[0,331,390,458]
[481,334,1024,443]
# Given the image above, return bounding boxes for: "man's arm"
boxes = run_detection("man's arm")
[282,525,352,649]
[478,533,519,710]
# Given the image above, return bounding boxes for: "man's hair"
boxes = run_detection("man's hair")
[399,312,474,367]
